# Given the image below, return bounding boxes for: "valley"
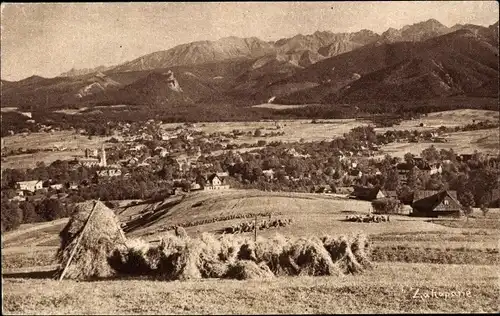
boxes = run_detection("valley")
[1,4,499,314]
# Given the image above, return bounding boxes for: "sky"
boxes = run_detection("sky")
[1,1,498,81]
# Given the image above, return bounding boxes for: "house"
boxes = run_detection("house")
[85,148,99,158]
[204,173,230,190]
[411,190,462,217]
[16,180,43,193]
[208,173,223,186]
[429,163,442,175]
[418,162,442,175]
[190,182,202,191]
[349,186,385,201]
[97,169,122,177]
[50,183,64,190]
[78,158,100,168]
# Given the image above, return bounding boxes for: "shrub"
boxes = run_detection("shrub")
[371,198,402,214]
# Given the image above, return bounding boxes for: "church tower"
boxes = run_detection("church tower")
[100,145,107,167]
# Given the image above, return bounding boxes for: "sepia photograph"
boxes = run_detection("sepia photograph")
[1,1,499,314]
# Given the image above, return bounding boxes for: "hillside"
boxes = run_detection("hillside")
[111,37,276,73]
[380,19,451,43]
[1,19,498,110]
[275,29,499,104]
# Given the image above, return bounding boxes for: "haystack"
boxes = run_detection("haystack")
[56,200,126,280]
[248,235,341,277]
[107,232,372,281]
[321,234,372,274]
[225,260,274,280]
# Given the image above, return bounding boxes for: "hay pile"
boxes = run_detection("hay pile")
[56,200,126,280]
[109,232,372,280]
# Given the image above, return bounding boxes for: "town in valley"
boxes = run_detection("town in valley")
[1,2,499,314]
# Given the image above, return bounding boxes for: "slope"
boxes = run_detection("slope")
[328,29,499,102]
[111,37,275,72]
[274,28,498,104]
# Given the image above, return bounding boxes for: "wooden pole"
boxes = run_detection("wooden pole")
[59,199,99,281]
[254,215,257,242]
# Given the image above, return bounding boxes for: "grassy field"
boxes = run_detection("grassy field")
[1,190,499,313]
[1,131,111,170]
[376,128,499,158]
[374,109,499,158]
[375,109,499,132]
[2,263,498,314]
[2,109,496,170]
[163,119,369,145]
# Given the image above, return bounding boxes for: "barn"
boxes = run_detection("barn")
[411,190,462,217]
[349,186,385,201]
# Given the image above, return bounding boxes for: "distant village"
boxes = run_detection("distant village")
[1,116,499,233]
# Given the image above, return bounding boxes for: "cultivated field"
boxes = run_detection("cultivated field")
[2,190,498,313]
[375,109,500,132]
[163,119,369,145]
[377,128,499,159]
[1,131,111,170]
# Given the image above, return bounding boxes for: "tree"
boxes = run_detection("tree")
[383,169,400,191]
[421,145,440,163]
[396,185,414,205]
[468,167,498,207]
[406,166,420,189]
[371,198,402,214]
[458,190,475,221]
[20,201,39,223]
[36,199,66,221]
[404,153,415,165]
[1,200,23,232]
[257,140,267,147]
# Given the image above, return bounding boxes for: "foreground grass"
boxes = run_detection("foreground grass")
[2,263,498,314]
[372,246,499,265]
[2,251,56,270]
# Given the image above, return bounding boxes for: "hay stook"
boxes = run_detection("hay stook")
[111,232,373,280]
[56,200,126,280]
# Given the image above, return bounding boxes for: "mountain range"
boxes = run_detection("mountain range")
[1,19,498,110]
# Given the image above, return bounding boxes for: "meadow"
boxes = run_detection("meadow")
[163,119,369,145]
[1,131,111,170]
[2,189,498,313]
[377,128,499,159]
